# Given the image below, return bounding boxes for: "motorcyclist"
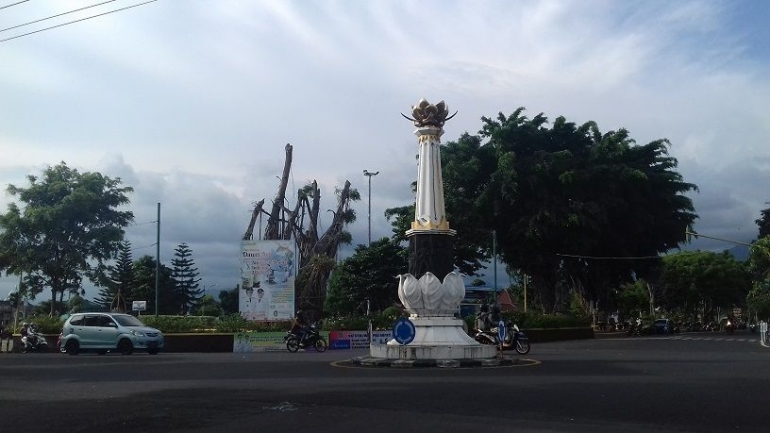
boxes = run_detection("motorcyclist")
[486,303,501,331]
[20,322,30,350]
[476,304,490,331]
[290,310,309,347]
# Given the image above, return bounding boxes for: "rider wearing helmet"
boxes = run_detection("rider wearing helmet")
[477,304,490,331]
[20,322,30,350]
[290,310,309,347]
[486,303,501,330]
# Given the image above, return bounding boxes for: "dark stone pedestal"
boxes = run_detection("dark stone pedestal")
[408,233,454,280]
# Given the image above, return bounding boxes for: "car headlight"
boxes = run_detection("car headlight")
[130,330,146,337]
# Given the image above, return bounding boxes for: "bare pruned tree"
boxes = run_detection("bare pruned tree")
[242,143,359,319]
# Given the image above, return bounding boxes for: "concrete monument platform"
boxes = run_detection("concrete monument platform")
[349,354,526,368]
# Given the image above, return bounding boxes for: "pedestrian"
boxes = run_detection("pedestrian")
[0,322,12,353]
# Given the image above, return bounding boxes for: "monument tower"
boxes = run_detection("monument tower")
[369,99,497,361]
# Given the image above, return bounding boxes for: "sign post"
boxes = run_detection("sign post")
[132,301,147,316]
[497,319,507,356]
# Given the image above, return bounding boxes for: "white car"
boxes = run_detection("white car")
[59,312,164,355]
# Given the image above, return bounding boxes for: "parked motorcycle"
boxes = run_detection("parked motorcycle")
[473,322,530,354]
[284,323,327,353]
[22,327,49,353]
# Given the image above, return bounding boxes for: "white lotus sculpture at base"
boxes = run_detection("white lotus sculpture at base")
[397,271,465,317]
[369,271,497,360]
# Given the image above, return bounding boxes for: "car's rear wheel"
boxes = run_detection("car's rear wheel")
[65,340,79,356]
[118,339,133,355]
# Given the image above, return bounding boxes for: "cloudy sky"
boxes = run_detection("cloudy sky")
[2,0,769,301]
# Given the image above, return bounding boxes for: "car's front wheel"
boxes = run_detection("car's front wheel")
[118,339,133,355]
[65,340,79,356]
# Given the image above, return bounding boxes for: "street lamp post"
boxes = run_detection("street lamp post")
[203,284,219,296]
[363,169,379,246]
[201,284,219,316]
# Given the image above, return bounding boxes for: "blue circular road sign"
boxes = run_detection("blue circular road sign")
[497,320,507,343]
[393,317,416,345]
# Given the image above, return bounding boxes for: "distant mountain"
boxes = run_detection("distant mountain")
[727,244,750,261]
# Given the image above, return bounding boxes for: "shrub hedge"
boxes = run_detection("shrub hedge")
[17,310,590,335]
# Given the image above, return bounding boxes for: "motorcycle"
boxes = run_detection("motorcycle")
[284,323,327,353]
[724,320,735,334]
[22,329,49,353]
[473,321,531,354]
[749,323,757,333]
[626,320,649,336]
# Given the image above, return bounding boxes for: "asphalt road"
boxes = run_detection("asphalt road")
[1,331,768,433]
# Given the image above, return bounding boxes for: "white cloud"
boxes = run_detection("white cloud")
[1,0,769,300]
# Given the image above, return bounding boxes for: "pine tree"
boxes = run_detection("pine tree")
[94,241,134,312]
[171,243,202,314]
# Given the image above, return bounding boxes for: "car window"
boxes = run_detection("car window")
[95,315,116,327]
[68,315,84,326]
[83,315,99,326]
[113,315,145,327]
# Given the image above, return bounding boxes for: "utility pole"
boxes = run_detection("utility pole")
[363,169,379,246]
[492,230,498,299]
[523,274,528,313]
[155,202,161,316]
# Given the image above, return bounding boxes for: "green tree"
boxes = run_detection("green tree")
[746,282,770,321]
[384,205,412,244]
[171,243,202,315]
[440,109,698,311]
[193,294,223,317]
[0,163,133,314]
[660,250,750,321]
[756,207,770,240]
[218,286,239,315]
[94,241,134,312]
[616,280,651,320]
[746,238,770,320]
[131,255,177,315]
[325,238,409,316]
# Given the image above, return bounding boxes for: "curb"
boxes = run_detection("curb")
[346,355,531,368]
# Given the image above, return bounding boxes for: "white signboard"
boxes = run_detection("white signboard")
[132,301,147,312]
[240,240,296,321]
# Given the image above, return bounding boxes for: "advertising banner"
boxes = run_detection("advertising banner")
[233,331,332,353]
[232,330,394,352]
[233,332,287,353]
[328,330,393,349]
[240,240,295,321]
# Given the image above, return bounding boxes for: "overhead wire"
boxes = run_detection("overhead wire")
[1,0,119,33]
[0,0,157,43]
[130,243,157,252]
[556,253,662,260]
[0,1,29,11]
[129,220,158,227]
